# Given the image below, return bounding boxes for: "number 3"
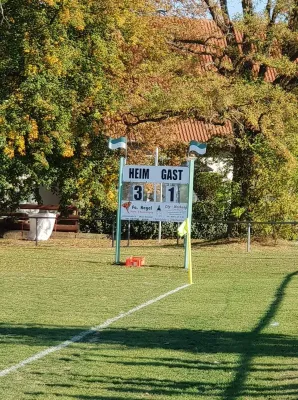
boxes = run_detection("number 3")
[133,185,143,200]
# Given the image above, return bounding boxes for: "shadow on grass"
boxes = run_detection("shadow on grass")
[1,324,297,359]
[1,271,298,399]
[221,269,298,400]
[25,393,138,400]
[161,238,242,249]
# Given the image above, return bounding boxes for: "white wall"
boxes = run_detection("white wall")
[204,157,233,180]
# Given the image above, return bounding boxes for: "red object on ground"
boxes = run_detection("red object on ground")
[125,257,145,267]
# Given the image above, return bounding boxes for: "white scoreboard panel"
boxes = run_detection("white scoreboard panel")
[121,165,189,222]
[121,201,187,222]
[123,165,189,184]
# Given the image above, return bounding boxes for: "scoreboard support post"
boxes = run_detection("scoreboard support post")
[115,156,125,264]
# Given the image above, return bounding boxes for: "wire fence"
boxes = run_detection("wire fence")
[85,218,298,251]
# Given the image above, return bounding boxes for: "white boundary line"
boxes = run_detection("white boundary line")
[0,283,190,377]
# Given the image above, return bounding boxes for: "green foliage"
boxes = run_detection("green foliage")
[167,1,298,226]
[0,0,174,210]
[0,0,116,207]
[1,0,298,240]
[191,166,232,238]
[231,207,246,220]
[247,132,298,238]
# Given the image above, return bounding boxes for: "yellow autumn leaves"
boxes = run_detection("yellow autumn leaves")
[28,120,38,141]
[40,0,86,31]
[2,118,39,158]
[2,117,76,159]
[4,133,25,158]
[61,142,74,158]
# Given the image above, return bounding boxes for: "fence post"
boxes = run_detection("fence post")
[35,217,38,247]
[247,223,251,252]
[127,220,131,247]
[112,219,115,248]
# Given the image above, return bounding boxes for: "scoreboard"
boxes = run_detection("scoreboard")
[121,165,189,222]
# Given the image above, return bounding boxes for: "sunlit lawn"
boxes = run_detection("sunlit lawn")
[0,238,297,399]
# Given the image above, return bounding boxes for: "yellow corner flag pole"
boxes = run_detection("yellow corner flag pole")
[178,156,196,285]
[187,219,193,284]
[178,218,193,285]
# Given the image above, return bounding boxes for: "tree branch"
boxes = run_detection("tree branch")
[171,40,236,77]
[269,0,283,26]
[219,0,231,25]
[204,0,228,34]
[265,0,272,19]
[171,40,215,56]
[0,1,4,23]
[273,75,298,91]
[203,0,242,68]
[124,114,168,127]
[289,50,298,61]
[0,1,9,25]
[170,38,222,56]
[123,112,227,128]
[288,0,298,30]
[172,35,224,45]
[258,64,268,79]
[258,112,267,131]
[242,0,254,16]
[49,8,61,25]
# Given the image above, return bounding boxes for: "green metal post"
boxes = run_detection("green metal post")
[247,223,251,253]
[115,156,125,264]
[184,158,195,269]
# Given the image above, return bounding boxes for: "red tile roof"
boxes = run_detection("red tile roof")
[174,118,232,143]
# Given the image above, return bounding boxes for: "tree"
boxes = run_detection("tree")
[158,0,298,224]
[0,0,178,212]
[1,0,297,229]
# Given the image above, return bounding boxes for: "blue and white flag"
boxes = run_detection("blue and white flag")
[189,140,207,155]
[108,137,127,150]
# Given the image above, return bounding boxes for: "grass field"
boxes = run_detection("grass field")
[0,238,297,400]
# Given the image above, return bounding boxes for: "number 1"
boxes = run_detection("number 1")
[168,186,175,202]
